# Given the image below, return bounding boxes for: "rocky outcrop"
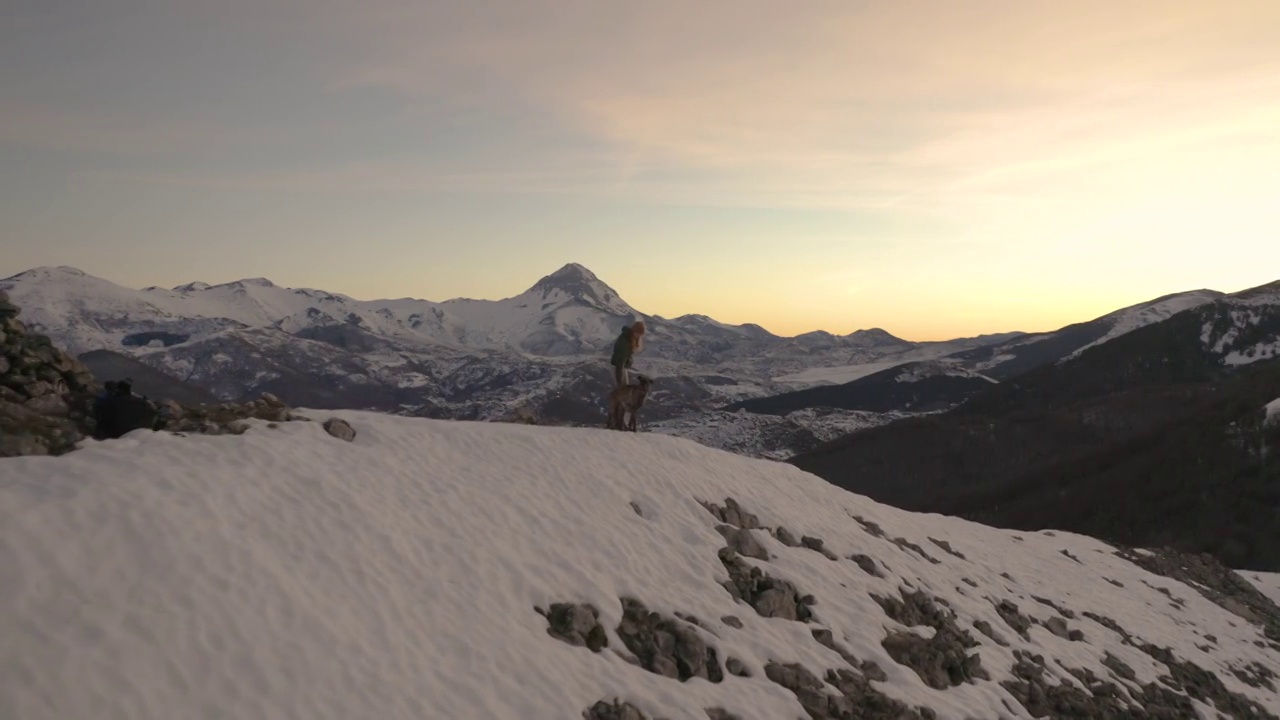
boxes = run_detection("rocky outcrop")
[1117,546,1280,646]
[616,597,723,683]
[872,588,989,689]
[540,602,609,652]
[156,393,301,436]
[718,547,815,622]
[764,661,932,720]
[0,292,317,456]
[0,291,99,456]
[582,700,660,720]
[1002,648,1280,720]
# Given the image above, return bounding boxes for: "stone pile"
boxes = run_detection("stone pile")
[0,290,100,456]
[0,290,354,456]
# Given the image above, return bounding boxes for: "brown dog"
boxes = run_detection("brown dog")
[606,375,652,431]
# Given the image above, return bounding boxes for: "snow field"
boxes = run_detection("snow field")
[1,412,1277,719]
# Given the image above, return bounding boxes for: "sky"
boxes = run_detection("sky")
[3,0,1280,341]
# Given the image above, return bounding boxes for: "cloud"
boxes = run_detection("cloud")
[293,0,1280,214]
[18,0,1280,220]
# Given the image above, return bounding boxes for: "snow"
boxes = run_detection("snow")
[1266,398,1280,425]
[894,361,997,384]
[773,360,903,387]
[1069,290,1220,359]
[1241,572,1280,607]
[0,265,635,357]
[3,413,1278,720]
[1224,340,1280,366]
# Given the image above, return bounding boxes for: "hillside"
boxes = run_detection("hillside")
[791,297,1280,572]
[728,361,997,416]
[77,349,220,405]
[3,413,1280,719]
[737,290,1224,418]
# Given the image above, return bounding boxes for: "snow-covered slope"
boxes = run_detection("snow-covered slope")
[1066,290,1222,360]
[1199,287,1280,367]
[3,414,1278,719]
[1242,572,1280,607]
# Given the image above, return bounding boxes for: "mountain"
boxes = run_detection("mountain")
[950,289,1224,381]
[727,360,998,416]
[77,349,220,406]
[4,411,1280,719]
[0,264,1015,457]
[790,282,1280,571]
[732,289,1226,417]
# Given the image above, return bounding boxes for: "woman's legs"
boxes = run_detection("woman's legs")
[613,363,629,387]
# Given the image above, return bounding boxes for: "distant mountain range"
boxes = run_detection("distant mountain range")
[791,280,1280,571]
[5,263,1276,462]
[0,264,1008,437]
[729,288,1227,416]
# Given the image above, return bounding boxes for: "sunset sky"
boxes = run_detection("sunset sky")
[4,0,1279,340]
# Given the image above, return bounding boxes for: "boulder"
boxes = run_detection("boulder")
[323,417,356,442]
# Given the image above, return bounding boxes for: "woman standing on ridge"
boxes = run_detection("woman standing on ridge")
[610,320,645,387]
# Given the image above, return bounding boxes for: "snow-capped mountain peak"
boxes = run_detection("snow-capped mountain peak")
[4,265,90,282]
[216,277,278,290]
[525,263,634,317]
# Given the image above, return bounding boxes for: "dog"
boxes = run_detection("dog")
[606,374,652,432]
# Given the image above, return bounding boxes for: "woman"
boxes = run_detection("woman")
[609,320,645,387]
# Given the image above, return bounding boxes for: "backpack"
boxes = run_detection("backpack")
[94,382,159,440]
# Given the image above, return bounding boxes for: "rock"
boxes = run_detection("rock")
[700,497,759,530]
[994,600,1033,640]
[715,525,768,560]
[0,432,51,457]
[800,535,839,560]
[725,656,750,677]
[1044,616,1071,639]
[23,393,69,416]
[22,380,54,398]
[718,548,813,622]
[1117,546,1280,640]
[0,295,101,456]
[882,630,988,690]
[323,417,356,441]
[754,588,799,620]
[765,661,929,720]
[582,700,650,720]
[225,420,251,435]
[773,526,800,547]
[704,709,743,720]
[872,588,987,689]
[850,554,881,577]
[543,603,608,652]
[973,620,1008,647]
[616,597,723,683]
[720,615,743,629]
